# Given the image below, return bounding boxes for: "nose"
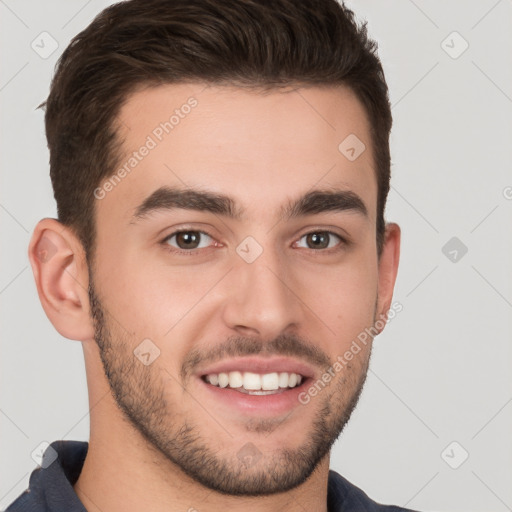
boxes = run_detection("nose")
[220,243,303,340]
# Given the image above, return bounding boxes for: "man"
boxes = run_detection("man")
[7,0,412,510]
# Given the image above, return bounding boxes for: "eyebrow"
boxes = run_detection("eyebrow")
[130,185,368,223]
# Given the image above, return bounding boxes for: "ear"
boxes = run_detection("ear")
[28,218,95,341]
[375,222,401,332]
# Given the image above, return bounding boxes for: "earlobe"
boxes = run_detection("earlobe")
[376,222,401,330]
[28,218,95,341]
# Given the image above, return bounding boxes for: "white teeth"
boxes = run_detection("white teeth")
[218,373,229,388]
[278,372,289,388]
[228,371,243,388]
[261,372,279,391]
[204,371,304,391]
[243,372,261,390]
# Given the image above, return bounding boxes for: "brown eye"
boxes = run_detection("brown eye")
[164,230,213,251]
[296,231,343,250]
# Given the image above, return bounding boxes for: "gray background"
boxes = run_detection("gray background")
[1,1,511,510]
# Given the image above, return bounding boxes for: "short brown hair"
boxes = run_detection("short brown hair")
[41,0,392,263]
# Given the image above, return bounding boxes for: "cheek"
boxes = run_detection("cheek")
[301,252,377,306]
[296,256,378,351]
[97,249,226,339]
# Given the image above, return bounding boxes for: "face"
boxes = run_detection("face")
[88,83,384,495]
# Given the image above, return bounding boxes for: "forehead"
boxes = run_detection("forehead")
[97,82,377,228]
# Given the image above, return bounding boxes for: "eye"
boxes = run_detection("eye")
[162,230,217,253]
[294,231,345,251]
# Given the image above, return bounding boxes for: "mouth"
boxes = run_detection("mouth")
[195,357,314,415]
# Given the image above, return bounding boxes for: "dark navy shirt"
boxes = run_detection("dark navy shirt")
[6,441,419,511]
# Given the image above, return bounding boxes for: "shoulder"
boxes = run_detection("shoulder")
[4,440,88,512]
[5,468,47,512]
[327,470,421,512]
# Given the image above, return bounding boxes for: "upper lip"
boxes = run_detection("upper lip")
[197,356,316,380]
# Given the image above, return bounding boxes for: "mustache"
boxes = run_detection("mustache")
[180,332,332,380]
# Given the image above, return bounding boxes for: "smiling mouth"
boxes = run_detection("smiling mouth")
[201,371,304,395]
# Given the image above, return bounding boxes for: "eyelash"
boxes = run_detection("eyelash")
[160,228,348,256]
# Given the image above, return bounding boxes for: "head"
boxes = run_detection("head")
[29,0,400,497]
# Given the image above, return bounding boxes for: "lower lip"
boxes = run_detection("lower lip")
[199,377,309,415]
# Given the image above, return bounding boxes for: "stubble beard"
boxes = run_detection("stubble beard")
[88,277,373,496]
